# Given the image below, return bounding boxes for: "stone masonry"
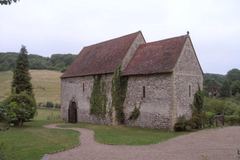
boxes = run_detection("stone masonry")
[61,32,203,130]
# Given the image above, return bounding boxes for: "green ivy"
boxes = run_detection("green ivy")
[129,106,140,120]
[90,75,107,117]
[111,64,128,124]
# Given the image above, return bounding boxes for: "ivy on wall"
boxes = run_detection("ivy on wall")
[111,64,128,124]
[90,75,107,117]
[129,106,140,120]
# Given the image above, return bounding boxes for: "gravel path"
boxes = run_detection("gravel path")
[44,124,240,160]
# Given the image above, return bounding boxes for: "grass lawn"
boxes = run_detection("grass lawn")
[0,70,62,104]
[0,109,79,160]
[58,123,196,146]
[0,108,201,160]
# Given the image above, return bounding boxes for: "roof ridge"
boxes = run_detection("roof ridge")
[84,31,141,48]
[143,34,188,46]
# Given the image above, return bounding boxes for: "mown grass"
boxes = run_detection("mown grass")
[0,109,79,160]
[0,70,62,104]
[58,123,196,146]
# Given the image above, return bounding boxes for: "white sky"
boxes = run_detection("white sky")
[0,0,239,75]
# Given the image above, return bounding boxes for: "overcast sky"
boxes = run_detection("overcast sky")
[0,0,239,75]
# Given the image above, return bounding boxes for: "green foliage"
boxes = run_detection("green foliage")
[0,142,6,160]
[11,45,34,96]
[55,103,61,109]
[2,92,37,123]
[0,109,79,160]
[205,112,215,127]
[225,115,240,125]
[231,80,240,96]
[204,98,227,115]
[193,85,204,113]
[129,106,140,120]
[188,111,207,129]
[226,68,240,83]
[235,93,240,102]
[203,73,226,85]
[90,75,107,117]
[238,149,240,159]
[188,86,206,129]
[111,65,128,124]
[219,80,231,97]
[203,78,220,95]
[174,115,187,131]
[60,122,191,146]
[0,52,77,72]
[46,101,54,108]
[0,0,19,5]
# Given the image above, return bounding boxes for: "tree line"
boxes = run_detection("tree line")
[204,68,240,97]
[0,52,77,72]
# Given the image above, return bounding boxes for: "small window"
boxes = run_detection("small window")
[189,85,191,97]
[83,83,85,92]
[143,86,146,98]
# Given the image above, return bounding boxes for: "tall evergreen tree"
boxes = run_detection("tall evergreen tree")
[11,45,34,96]
[219,80,231,97]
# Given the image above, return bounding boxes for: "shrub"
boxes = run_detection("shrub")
[129,106,140,120]
[174,116,187,131]
[225,115,240,125]
[2,92,37,125]
[188,112,207,129]
[55,103,61,109]
[205,112,215,127]
[204,98,227,115]
[46,101,54,108]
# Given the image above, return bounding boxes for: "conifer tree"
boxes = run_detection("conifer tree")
[219,80,231,97]
[11,45,34,97]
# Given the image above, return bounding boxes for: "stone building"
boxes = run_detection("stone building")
[61,31,203,130]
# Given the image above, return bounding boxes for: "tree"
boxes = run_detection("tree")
[226,68,240,83]
[0,0,19,5]
[2,92,37,125]
[11,45,34,96]
[219,80,231,97]
[231,80,240,96]
[203,79,220,96]
[203,73,226,85]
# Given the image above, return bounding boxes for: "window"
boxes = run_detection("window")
[83,83,85,92]
[143,86,146,98]
[189,85,191,97]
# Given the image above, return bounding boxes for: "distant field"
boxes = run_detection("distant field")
[0,70,62,104]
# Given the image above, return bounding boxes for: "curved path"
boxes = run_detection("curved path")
[44,124,240,160]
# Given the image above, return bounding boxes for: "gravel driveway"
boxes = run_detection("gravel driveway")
[43,124,240,160]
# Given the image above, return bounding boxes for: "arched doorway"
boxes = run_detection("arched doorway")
[68,101,77,123]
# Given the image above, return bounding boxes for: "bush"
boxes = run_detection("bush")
[174,116,187,131]
[225,115,240,125]
[204,98,227,115]
[55,103,61,109]
[188,112,207,129]
[46,101,54,108]
[2,92,37,125]
[205,112,215,127]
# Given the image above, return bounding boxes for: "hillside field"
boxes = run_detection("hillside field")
[0,70,62,104]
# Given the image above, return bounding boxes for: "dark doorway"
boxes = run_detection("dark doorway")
[68,101,77,123]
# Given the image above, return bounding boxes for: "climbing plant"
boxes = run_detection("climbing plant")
[90,75,107,117]
[111,64,128,124]
[129,106,140,120]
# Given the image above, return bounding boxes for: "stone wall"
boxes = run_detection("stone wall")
[173,37,203,119]
[61,74,114,125]
[123,74,173,129]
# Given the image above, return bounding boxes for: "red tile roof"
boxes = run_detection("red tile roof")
[122,35,188,75]
[61,31,141,78]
